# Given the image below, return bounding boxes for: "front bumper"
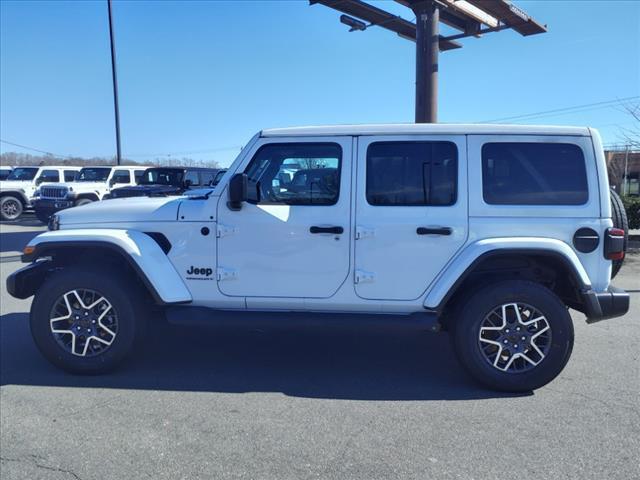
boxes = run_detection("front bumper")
[6,260,51,299]
[581,286,630,324]
[33,198,74,215]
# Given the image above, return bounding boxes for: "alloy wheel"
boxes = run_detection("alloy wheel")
[478,302,552,373]
[49,289,118,357]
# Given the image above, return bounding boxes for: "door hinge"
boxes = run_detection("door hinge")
[355,226,375,240]
[354,269,375,284]
[217,224,237,238]
[216,267,237,281]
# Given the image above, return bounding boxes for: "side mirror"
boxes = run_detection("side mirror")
[227,173,247,211]
[35,177,44,185]
[184,179,193,188]
[109,178,116,187]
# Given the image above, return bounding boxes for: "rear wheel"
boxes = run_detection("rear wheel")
[609,188,628,278]
[30,267,143,374]
[452,280,574,392]
[0,195,23,221]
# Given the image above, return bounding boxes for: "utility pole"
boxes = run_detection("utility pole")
[107,0,122,165]
[413,1,439,123]
[311,0,546,124]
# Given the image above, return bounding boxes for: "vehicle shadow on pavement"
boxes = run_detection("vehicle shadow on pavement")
[0,312,530,401]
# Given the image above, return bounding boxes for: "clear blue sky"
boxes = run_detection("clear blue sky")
[1,0,638,166]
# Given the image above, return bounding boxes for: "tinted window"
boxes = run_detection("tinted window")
[64,170,78,182]
[134,170,145,183]
[366,142,457,206]
[184,171,200,186]
[245,143,341,206]
[200,171,216,186]
[6,167,38,180]
[77,168,111,182]
[38,170,60,183]
[482,143,588,205]
[112,170,131,184]
[139,168,184,185]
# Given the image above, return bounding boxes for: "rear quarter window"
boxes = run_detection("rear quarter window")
[482,142,588,205]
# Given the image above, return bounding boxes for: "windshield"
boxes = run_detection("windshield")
[138,169,184,186]
[76,168,111,182]
[6,167,38,181]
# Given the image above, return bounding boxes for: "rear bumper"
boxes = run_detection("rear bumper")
[581,285,630,324]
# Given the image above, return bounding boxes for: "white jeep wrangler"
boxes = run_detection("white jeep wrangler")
[7,124,631,391]
[0,166,81,221]
[32,166,146,223]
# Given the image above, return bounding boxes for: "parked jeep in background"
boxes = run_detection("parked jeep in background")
[106,167,226,199]
[7,124,631,392]
[0,166,80,221]
[0,166,13,180]
[32,166,145,223]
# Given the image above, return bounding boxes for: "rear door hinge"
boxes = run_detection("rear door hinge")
[216,267,237,281]
[354,269,375,284]
[355,226,375,240]
[217,224,237,238]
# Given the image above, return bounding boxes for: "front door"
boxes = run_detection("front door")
[216,138,352,298]
[354,135,468,300]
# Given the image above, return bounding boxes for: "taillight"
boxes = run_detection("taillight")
[604,227,625,260]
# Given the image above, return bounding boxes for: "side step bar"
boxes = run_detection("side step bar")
[165,306,441,332]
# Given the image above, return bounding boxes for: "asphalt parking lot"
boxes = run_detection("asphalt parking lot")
[0,217,638,480]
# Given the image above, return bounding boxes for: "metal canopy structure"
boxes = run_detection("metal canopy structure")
[310,0,546,123]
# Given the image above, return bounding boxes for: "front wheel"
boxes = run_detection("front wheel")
[451,280,574,392]
[0,195,24,221]
[30,267,143,374]
[74,198,94,207]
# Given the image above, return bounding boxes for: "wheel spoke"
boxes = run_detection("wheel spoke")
[49,288,118,358]
[478,302,552,374]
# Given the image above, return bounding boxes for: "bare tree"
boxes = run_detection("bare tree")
[618,102,640,149]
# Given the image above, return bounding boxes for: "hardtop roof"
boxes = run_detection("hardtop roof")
[261,123,592,138]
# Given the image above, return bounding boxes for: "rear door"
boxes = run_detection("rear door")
[354,135,468,300]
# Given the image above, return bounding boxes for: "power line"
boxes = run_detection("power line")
[0,139,71,158]
[480,96,640,123]
[126,145,243,158]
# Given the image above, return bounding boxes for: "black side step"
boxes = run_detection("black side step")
[165,306,441,332]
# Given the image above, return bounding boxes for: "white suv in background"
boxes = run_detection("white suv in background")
[33,166,146,223]
[0,166,80,221]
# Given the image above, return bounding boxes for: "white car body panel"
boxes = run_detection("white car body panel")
[422,237,592,311]
[57,196,181,225]
[26,229,192,304]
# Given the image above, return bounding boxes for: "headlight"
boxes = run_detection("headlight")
[48,214,60,231]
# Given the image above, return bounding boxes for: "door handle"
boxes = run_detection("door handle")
[417,226,452,236]
[310,226,344,234]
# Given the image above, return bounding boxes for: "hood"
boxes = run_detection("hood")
[111,184,181,197]
[0,180,32,191]
[58,196,182,226]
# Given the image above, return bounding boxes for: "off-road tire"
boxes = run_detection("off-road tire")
[451,280,574,392]
[609,188,628,279]
[0,195,24,221]
[30,266,144,374]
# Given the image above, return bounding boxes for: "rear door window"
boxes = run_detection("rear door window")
[482,142,588,205]
[64,170,78,182]
[111,170,131,184]
[366,141,457,206]
[38,169,60,183]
